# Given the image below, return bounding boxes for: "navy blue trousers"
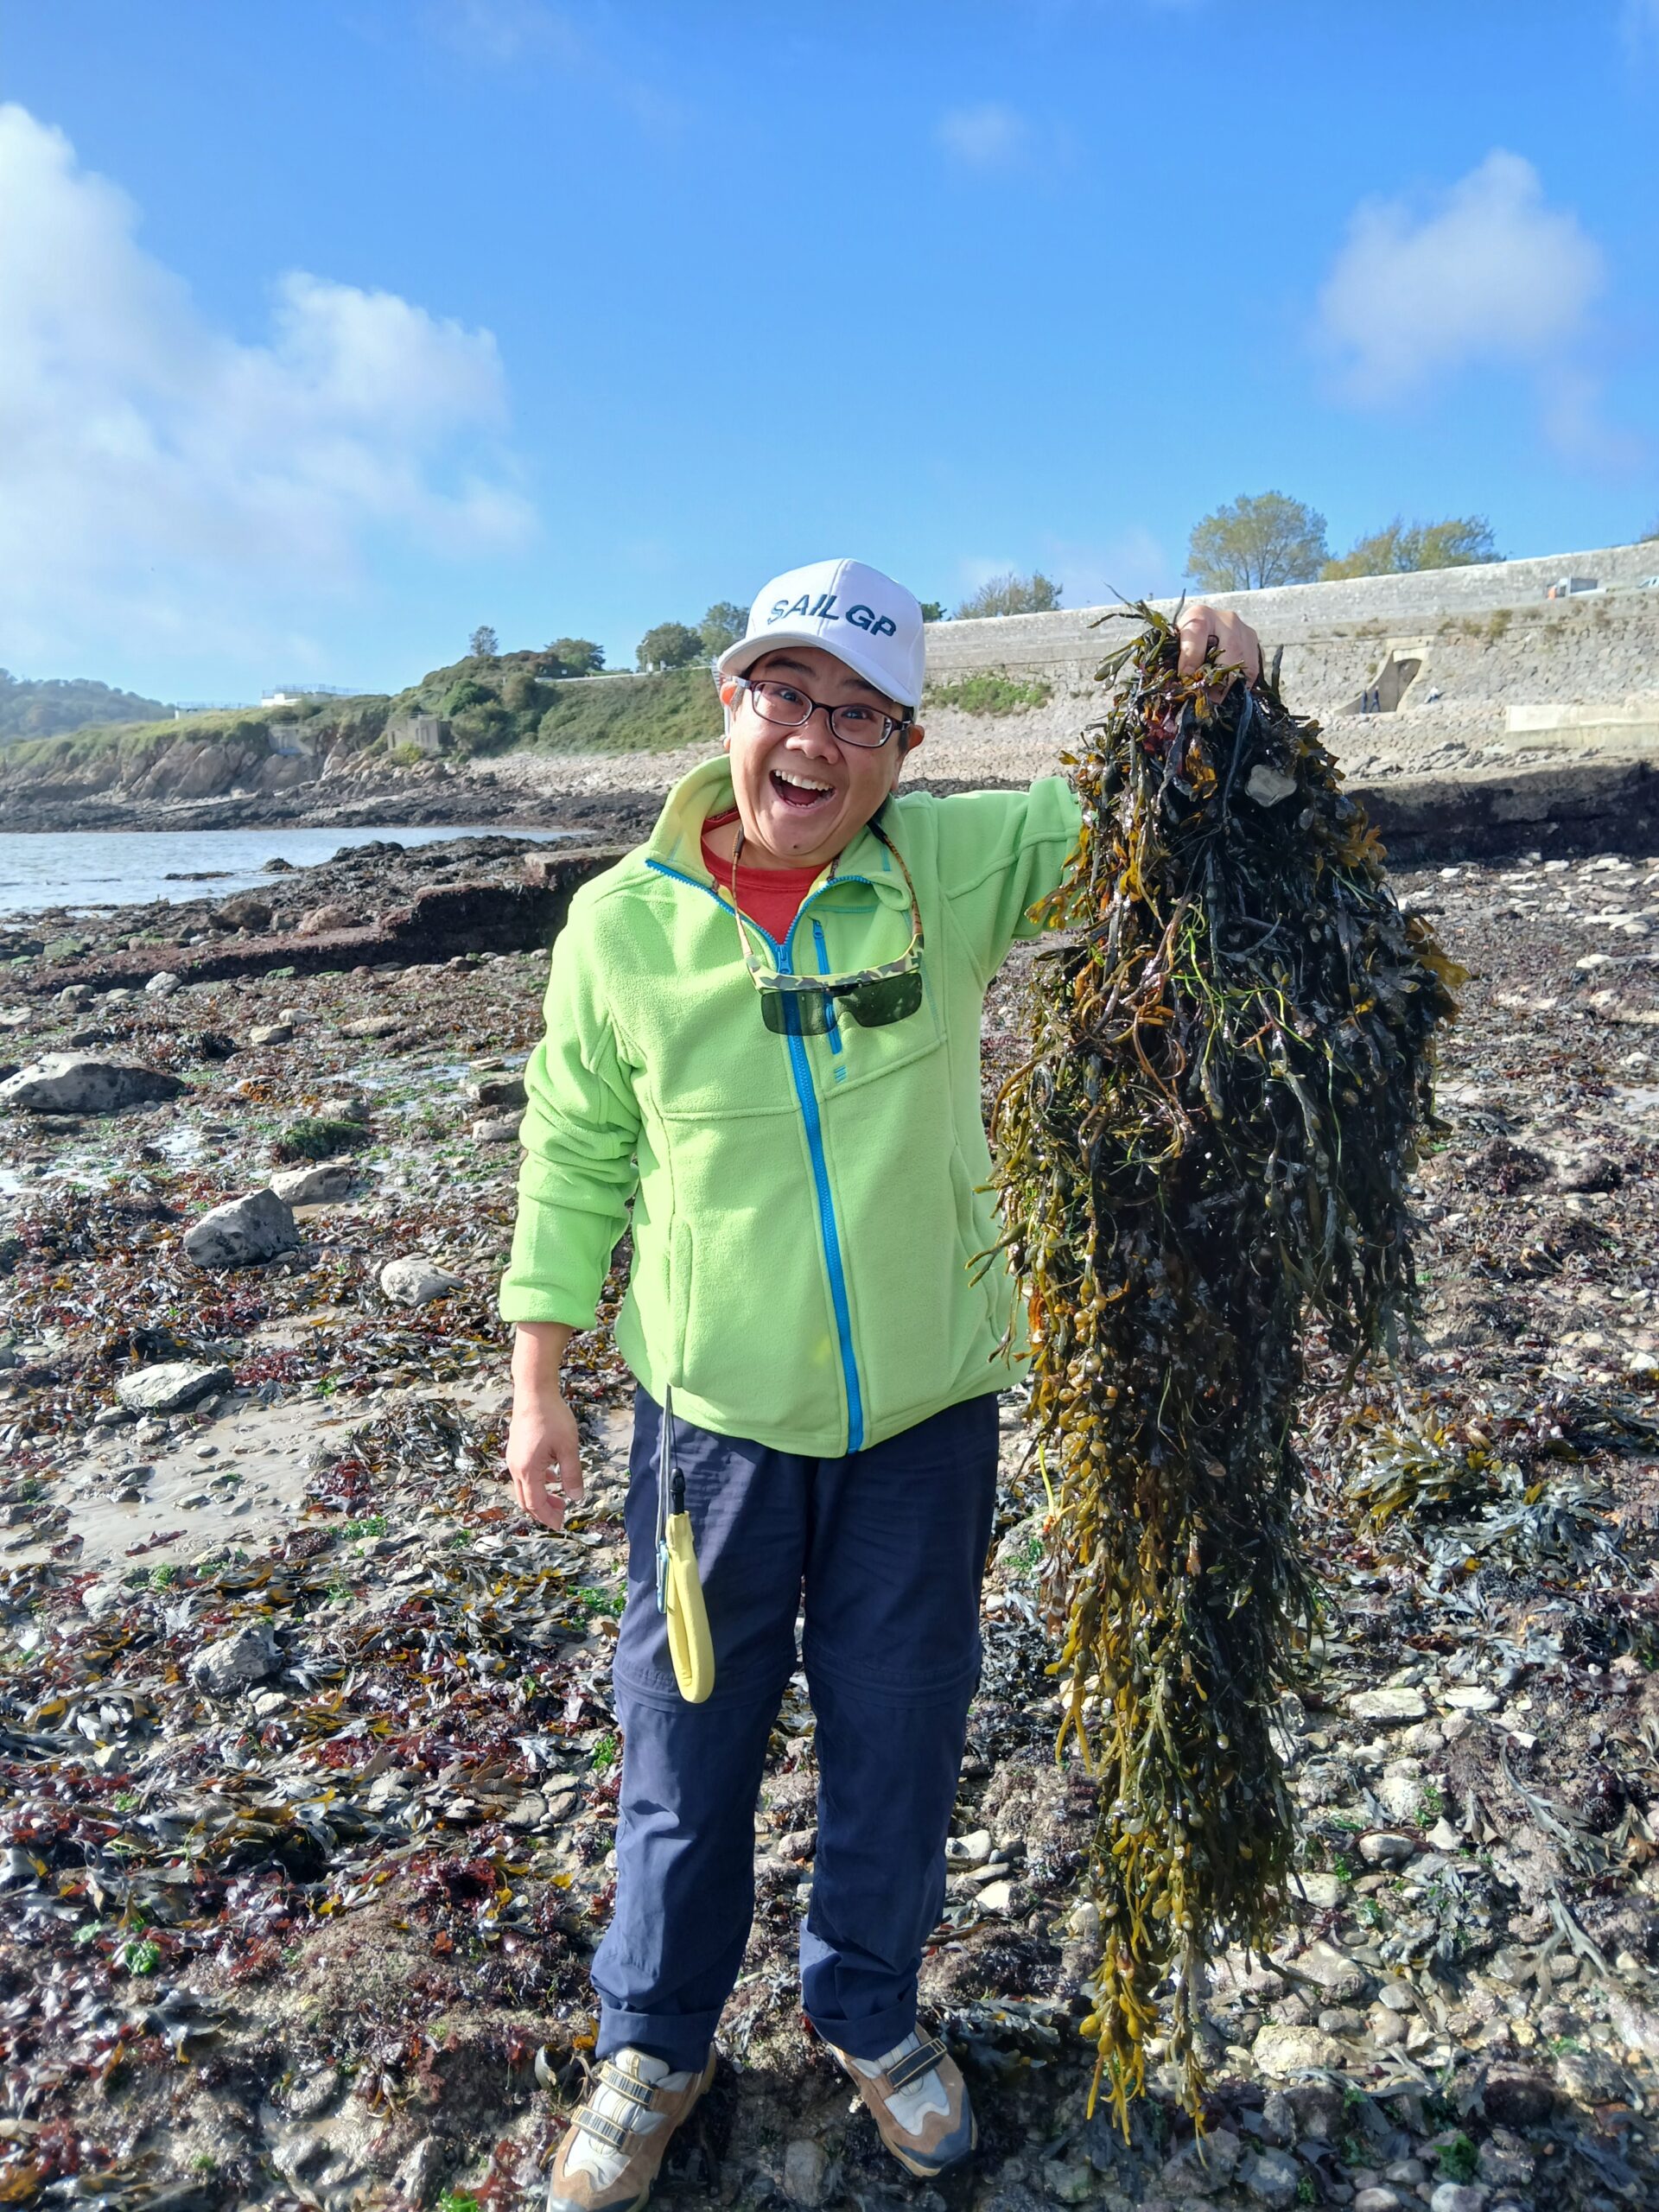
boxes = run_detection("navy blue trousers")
[590,1387,1001,2072]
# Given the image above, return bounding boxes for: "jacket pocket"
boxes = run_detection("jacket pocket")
[658,1120,846,1445]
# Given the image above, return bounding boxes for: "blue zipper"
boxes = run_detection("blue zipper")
[645,856,865,1452]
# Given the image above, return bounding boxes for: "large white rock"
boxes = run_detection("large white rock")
[269,1161,358,1205]
[182,1189,300,1269]
[192,1622,279,1696]
[1347,1686,1427,1726]
[1251,2024,1345,2075]
[116,1361,232,1414]
[0,1056,187,1116]
[144,972,182,997]
[379,1256,465,1306]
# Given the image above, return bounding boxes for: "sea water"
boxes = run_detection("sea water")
[0,824,575,920]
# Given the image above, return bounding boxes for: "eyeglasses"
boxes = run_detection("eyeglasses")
[732,675,912,751]
[732,818,925,1035]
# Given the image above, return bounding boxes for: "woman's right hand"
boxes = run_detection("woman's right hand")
[506,1322,583,1529]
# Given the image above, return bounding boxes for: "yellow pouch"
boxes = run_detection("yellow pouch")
[663,1511,715,1703]
[656,1387,715,1705]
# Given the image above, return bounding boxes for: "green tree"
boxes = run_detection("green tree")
[698,602,747,656]
[546,637,605,676]
[468,624,499,658]
[1321,515,1498,581]
[1640,518,1659,543]
[1186,493,1328,591]
[637,621,706,672]
[918,601,946,623]
[954,570,1063,619]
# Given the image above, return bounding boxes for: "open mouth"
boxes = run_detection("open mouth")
[769,767,836,811]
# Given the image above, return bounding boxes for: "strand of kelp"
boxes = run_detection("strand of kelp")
[988,608,1463,2129]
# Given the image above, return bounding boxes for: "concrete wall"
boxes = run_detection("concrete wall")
[922,539,1659,692]
[909,539,1659,796]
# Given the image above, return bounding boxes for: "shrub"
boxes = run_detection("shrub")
[925,673,1052,716]
[440,677,493,717]
[271,1117,370,1164]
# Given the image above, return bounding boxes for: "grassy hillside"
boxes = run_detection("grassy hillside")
[385,655,721,757]
[1,656,721,784]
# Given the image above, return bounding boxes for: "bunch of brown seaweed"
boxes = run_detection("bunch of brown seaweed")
[989,607,1462,2126]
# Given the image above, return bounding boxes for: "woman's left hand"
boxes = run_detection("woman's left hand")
[1175,602,1262,688]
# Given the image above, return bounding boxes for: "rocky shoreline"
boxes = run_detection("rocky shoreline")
[1,837,1658,2209]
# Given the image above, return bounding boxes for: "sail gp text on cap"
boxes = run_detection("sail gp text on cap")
[766,592,897,639]
[715,558,927,707]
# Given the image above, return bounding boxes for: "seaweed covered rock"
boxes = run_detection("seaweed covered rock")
[991,608,1461,2126]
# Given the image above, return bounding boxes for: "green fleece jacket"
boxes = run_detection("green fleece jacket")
[499,755,1083,1454]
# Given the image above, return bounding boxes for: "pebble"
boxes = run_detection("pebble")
[1354,2192,1408,2212]
[1348,1687,1427,1725]
[1359,1830,1418,1866]
[115,1361,232,1414]
[470,1114,523,1142]
[1295,1937,1369,2002]
[782,2138,828,2206]
[144,970,181,996]
[976,1878,1016,1913]
[192,1622,279,1696]
[0,1055,187,1116]
[269,1160,359,1205]
[182,1188,301,1268]
[945,1827,993,1866]
[1243,2145,1302,2207]
[1251,2024,1344,2074]
[378,1256,466,1306]
[1428,2186,1489,2212]
[464,1071,528,1111]
[249,1022,296,1046]
[1291,1871,1345,1908]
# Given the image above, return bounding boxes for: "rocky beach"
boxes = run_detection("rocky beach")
[0,811,1656,2211]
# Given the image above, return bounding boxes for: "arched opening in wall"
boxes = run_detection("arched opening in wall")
[1347,652,1425,715]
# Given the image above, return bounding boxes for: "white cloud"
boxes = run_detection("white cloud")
[423,0,582,66]
[1316,150,1605,407]
[0,105,533,678]
[935,102,1029,168]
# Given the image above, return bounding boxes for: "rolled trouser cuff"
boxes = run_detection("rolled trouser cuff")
[594,2005,718,2076]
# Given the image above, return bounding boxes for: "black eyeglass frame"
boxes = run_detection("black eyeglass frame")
[729,673,913,752]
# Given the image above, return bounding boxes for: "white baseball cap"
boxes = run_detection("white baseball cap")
[715,556,926,711]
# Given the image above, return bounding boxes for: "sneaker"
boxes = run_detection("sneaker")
[544,2046,716,2212]
[830,2029,976,2178]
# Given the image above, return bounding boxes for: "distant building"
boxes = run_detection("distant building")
[260,683,358,705]
[385,715,450,757]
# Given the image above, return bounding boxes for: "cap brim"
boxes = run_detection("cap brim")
[715,629,918,711]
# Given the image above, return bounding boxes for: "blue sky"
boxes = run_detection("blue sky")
[4,0,1657,702]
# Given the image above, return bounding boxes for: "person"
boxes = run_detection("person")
[502,558,1261,2212]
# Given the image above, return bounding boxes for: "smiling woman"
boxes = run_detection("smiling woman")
[709,645,925,871]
